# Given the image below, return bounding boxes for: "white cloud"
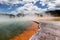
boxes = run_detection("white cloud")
[23,0,39,4]
[40,0,60,10]
[0,0,23,4]
[2,0,60,14]
[9,0,20,4]
[48,2,56,9]
[10,11,17,15]
[10,3,47,14]
[17,3,41,14]
[55,0,60,4]
[0,0,60,10]
[0,0,39,4]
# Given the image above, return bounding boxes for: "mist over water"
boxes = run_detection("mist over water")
[0,15,39,22]
[0,15,40,40]
[0,11,56,40]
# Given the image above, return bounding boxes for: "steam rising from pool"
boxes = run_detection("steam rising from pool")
[0,13,55,40]
[0,15,39,22]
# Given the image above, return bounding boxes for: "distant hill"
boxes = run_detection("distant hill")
[46,10,60,17]
[0,14,15,18]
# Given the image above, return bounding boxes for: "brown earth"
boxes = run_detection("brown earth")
[10,21,39,40]
[38,17,60,21]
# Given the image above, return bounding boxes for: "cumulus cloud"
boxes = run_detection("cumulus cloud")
[22,0,39,4]
[0,0,39,10]
[0,0,24,4]
[1,0,60,14]
[10,3,47,15]
[0,0,60,9]
[22,3,45,14]
[40,0,60,10]
[0,0,39,4]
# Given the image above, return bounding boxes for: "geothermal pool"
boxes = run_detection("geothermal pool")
[0,18,32,40]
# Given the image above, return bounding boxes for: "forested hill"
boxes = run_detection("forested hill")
[46,10,60,17]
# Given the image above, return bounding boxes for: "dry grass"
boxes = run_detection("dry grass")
[52,17,60,21]
[38,17,60,21]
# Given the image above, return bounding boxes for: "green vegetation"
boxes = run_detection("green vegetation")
[0,20,31,40]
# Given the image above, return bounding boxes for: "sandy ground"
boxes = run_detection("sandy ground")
[10,21,39,40]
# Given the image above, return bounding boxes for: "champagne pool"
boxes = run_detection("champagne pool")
[0,18,32,40]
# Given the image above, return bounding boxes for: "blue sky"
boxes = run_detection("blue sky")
[0,0,60,14]
[0,4,24,13]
